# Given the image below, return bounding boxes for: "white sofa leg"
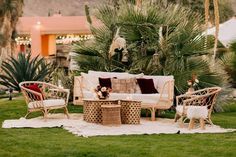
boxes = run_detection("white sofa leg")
[151,108,156,121]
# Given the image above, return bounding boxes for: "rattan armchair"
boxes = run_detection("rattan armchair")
[175,87,221,126]
[19,81,70,120]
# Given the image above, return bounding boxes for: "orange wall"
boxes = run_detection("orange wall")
[41,35,49,56]
[48,35,56,56]
[41,35,56,56]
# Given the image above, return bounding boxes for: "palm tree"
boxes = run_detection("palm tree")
[0,0,24,67]
[75,3,129,72]
[120,2,221,93]
[75,1,222,94]
[221,41,236,88]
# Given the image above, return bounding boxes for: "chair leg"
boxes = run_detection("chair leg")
[43,109,48,122]
[207,118,214,125]
[174,113,180,122]
[188,118,195,130]
[200,118,205,130]
[179,116,184,128]
[64,107,70,119]
[25,111,30,119]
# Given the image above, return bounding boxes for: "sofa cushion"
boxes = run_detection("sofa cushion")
[186,106,208,119]
[111,78,136,93]
[99,77,112,89]
[82,91,96,99]
[128,73,144,94]
[24,84,44,100]
[137,78,158,94]
[81,90,169,104]
[109,93,162,104]
[28,99,66,109]
[143,75,174,94]
[81,72,99,91]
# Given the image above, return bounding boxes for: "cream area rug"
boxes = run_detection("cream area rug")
[2,114,235,137]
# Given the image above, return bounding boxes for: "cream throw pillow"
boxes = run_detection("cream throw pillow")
[111,78,136,93]
[81,72,99,91]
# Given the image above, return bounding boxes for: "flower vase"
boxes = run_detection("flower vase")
[187,87,195,93]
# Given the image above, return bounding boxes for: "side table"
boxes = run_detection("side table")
[101,105,121,125]
[120,100,141,124]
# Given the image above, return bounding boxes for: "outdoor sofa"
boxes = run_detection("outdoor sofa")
[73,71,174,120]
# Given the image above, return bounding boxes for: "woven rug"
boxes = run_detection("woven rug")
[2,114,235,137]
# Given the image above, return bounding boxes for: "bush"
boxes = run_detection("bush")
[0,89,6,95]
[0,53,52,91]
[51,68,75,101]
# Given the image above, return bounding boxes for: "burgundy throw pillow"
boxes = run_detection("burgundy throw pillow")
[99,77,112,89]
[24,84,44,100]
[136,78,158,94]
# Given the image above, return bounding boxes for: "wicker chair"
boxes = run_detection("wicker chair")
[175,87,221,126]
[19,81,70,120]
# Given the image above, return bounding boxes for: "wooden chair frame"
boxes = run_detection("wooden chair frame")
[19,81,70,120]
[175,87,221,126]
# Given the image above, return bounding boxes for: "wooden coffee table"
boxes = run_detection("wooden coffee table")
[83,99,119,123]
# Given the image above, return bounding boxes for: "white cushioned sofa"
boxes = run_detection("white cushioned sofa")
[73,70,174,120]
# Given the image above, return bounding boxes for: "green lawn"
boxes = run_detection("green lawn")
[0,97,236,157]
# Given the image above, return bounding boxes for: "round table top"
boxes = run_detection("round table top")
[83,99,119,102]
[83,98,141,103]
[101,104,121,108]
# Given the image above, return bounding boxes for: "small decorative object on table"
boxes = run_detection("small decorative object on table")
[187,74,199,93]
[95,85,110,99]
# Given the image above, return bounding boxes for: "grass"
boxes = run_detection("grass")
[0,97,236,157]
[0,92,22,99]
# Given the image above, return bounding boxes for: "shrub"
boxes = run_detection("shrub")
[0,53,52,91]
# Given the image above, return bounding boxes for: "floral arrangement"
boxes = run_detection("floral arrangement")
[187,74,199,92]
[95,85,110,99]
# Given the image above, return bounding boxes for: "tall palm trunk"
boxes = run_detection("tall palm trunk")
[204,0,219,62]
[213,0,219,61]
[0,12,12,60]
[0,0,24,67]
[204,0,209,48]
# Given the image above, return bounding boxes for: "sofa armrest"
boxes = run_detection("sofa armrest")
[73,76,84,105]
[159,80,174,102]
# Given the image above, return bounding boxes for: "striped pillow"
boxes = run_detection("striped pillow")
[111,78,136,93]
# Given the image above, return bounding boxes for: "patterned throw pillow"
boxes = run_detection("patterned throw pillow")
[111,78,136,93]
